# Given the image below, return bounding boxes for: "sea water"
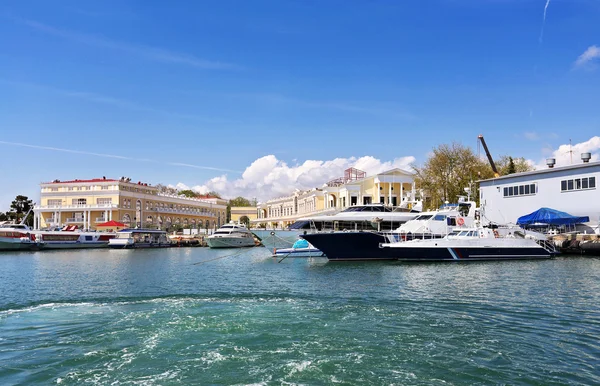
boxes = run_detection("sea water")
[1,247,599,385]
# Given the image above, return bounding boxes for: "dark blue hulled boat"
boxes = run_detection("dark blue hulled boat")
[379,226,558,261]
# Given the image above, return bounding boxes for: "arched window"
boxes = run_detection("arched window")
[122,214,131,225]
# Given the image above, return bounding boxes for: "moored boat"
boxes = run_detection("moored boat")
[34,226,115,249]
[108,229,173,249]
[302,201,478,261]
[0,224,42,251]
[273,239,325,258]
[206,222,256,248]
[379,226,558,261]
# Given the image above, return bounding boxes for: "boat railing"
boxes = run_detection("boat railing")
[536,239,560,254]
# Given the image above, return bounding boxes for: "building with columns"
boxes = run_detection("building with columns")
[33,177,227,231]
[253,167,419,228]
[230,207,258,224]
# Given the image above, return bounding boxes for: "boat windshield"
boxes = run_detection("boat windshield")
[432,214,446,221]
[415,215,433,220]
[341,206,393,212]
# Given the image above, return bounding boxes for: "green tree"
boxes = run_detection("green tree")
[507,157,516,174]
[0,212,8,221]
[7,195,35,226]
[206,191,222,199]
[496,156,534,175]
[229,197,251,207]
[412,142,493,209]
[178,189,198,198]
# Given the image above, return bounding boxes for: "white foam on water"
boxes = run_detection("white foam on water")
[285,360,312,377]
[0,302,98,316]
[200,350,227,365]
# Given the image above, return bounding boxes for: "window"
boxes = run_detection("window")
[561,176,596,192]
[51,187,58,192]
[101,186,109,190]
[97,198,112,205]
[503,183,536,198]
[72,198,87,205]
[48,199,62,206]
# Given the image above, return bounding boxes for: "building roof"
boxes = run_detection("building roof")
[44,178,118,184]
[479,160,600,183]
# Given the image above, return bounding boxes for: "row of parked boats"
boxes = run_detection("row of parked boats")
[0,221,259,251]
[254,201,560,262]
[0,202,561,261]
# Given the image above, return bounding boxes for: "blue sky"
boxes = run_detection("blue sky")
[1,0,600,210]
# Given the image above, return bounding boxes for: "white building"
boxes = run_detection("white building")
[479,154,599,231]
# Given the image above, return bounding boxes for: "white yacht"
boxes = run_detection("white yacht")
[206,222,256,248]
[379,225,558,261]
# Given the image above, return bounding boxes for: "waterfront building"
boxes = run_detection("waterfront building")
[33,177,227,231]
[479,154,599,232]
[253,167,418,228]
[230,207,258,224]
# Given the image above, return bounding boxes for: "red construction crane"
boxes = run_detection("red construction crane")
[478,134,499,177]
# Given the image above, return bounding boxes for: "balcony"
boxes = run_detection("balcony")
[151,208,217,217]
[65,218,84,223]
[95,217,107,222]
[35,204,119,211]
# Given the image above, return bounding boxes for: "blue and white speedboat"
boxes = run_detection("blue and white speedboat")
[273,239,325,258]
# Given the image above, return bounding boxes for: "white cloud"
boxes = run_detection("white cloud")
[174,154,416,202]
[574,45,600,68]
[534,136,600,169]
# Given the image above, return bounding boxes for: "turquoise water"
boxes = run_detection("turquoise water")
[1,247,600,385]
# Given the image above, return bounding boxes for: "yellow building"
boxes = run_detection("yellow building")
[230,207,258,224]
[252,167,419,228]
[32,177,227,231]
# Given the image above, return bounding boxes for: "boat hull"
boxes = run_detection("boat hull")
[109,242,174,249]
[301,232,398,261]
[0,240,38,251]
[386,246,552,261]
[273,247,325,258]
[41,242,111,250]
[206,237,256,248]
[303,232,553,261]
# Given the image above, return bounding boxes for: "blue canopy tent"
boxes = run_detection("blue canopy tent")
[517,207,590,226]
